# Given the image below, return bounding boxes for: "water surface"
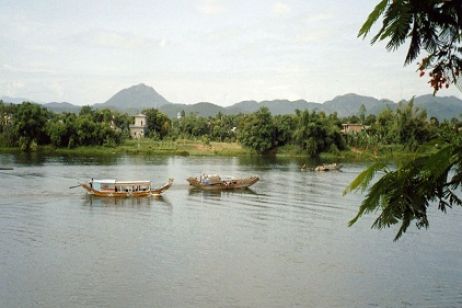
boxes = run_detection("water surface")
[0,154,461,307]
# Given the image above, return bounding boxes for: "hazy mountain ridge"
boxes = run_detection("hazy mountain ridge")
[413,94,462,119]
[42,102,81,113]
[2,84,462,120]
[1,96,40,104]
[94,83,171,110]
[159,102,225,118]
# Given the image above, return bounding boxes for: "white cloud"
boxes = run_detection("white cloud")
[197,0,225,15]
[272,2,290,16]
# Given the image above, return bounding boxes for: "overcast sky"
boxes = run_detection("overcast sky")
[1,0,461,106]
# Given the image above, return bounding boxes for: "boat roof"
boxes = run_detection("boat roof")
[93,179,151,184]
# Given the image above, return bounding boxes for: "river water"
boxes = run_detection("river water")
[0,153,461,307]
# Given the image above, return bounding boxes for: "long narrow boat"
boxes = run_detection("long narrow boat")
[80,178,173,197]
[186,174,259,191]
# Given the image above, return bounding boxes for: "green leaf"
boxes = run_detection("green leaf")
[358,0,389,38]
[343,161,387,195]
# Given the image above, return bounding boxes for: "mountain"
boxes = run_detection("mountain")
[225,99,321,115]
[95,83,171,111]
[414,94,462,119]
[1,96,38,104]
[2,83,462,120]
[160,102,226,118]
[322,93,394,117]
[42,102,81,113]
[225,100,260,114]
[259,99,320,115]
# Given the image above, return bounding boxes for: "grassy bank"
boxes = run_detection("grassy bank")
[0,139,249,157]
[0,139,436,162]
[276,143,436,162]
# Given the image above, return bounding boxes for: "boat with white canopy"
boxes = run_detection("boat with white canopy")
[79,178,173,197]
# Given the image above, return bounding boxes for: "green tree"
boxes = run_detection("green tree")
[392,100,432,148]
[46,113,77,147]
[143,108,171,139]
[238,107,279,154]
[273,114,294,147]
[347,0,462,239]
[292,110,345,157]
[13,102,50,150]
[358,104,367,123]
[179,113,209,138]
[75,114,99,145]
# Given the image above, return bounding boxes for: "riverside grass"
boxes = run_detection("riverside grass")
[0,138,433,161]
[0,139,247,157]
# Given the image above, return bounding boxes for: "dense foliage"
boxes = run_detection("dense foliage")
[238,107,283,154]
[0,100,460,161]
[0,102,130,149]
[143,108,171,140]
[348,0,462,240]
[292,110,345,156]
[345,135,462,241]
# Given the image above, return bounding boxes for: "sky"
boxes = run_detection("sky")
[1,0,461,106]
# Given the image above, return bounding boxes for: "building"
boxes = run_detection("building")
[129,114,147,138]
[341,123,367,134]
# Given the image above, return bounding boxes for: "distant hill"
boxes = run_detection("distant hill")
[225,99,320,115]
[2,84,462,120]
[160,102,226,118]
[225,100,260,114]
[1,96,38,104]
[170,94,462,120]
[43,102,81,113]
[322,93,395,117]
[414,94,462,119]
[259,99,320,115]
[94,83,171,111]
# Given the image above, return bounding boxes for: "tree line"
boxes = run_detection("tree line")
[1,100,460,156]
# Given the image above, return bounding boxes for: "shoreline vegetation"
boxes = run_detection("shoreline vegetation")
[0,138,435,162]
[1,100,460,164]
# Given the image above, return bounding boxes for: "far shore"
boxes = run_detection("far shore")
[0,139,429,162]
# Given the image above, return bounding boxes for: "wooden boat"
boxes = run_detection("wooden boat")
[79,178,173,197]
[314,163,342,172]
[186,174,259,191]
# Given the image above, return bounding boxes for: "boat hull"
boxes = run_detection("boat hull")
[314,163,342,172]
[80,179,173,197]
[187,176,259,191]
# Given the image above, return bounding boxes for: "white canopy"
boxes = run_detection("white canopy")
[92,179,151,184]
[93,179,116,184]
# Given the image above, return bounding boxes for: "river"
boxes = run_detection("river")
[0,153,461,307]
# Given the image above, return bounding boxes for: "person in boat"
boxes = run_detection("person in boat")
[90,178,93,189]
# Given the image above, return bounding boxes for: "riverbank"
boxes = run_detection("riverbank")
[0,139,434,162]
[0,139,248,157]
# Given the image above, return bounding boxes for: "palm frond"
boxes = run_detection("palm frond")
[343,161,387,195]
[348,173,393,226]
[405,18,422,64]
[358,0,389,38]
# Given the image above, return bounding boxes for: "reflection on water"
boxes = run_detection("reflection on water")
[0,153,461,308]
[81,195,172,207]
[187,187,259,198]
